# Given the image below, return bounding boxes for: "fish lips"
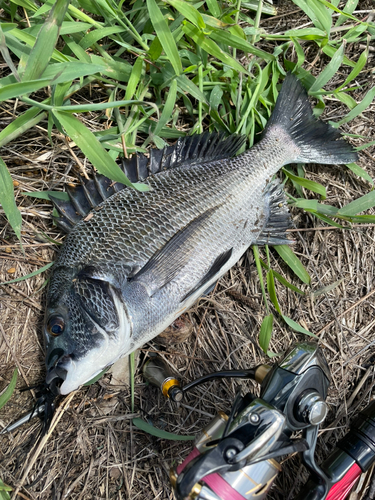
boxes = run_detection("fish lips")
[46,350,71,395]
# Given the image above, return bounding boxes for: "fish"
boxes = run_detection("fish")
[44,73,357,399]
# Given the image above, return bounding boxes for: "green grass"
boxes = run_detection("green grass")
[0,0,375,354]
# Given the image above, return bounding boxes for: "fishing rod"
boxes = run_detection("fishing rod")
[144,343,375,500]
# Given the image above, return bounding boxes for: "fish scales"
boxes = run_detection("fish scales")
[43,73,358,399]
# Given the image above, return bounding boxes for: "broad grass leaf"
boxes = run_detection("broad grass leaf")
[282,316,317,337]
[132,418,195,440]
[22,190,69,201]
[153,79,177,136]
[284,28,326,39]
[266,270,282,314]
[41,62,106,85]
[283,169,326,199]
[274,245,310,284]
[165,0,205,29]
[79,26,126,50]
[272,270,305,295]
[0,157,22,242]
[356,140,375,152]
[341,215,375,223]
[0,478,12,499]
[0,262,54,285]
[259,313,273,353]
[206,0,220,17]
[337,191,375,216]
[291,38,305,67]
[7,27,71,64]
[293,199,318,210]
[309,211,344,228]
[208,28,274,62]
[8,0,37,12]
[124,56,144,101]
[59,22,94,35]
[336,48,367,90]
[345,162,373,185]
[181,22,249,74]
[309,43,344,93]
[335,91,357,110]
[252,245,268,312]
[336,86,375,127]
[0,79,51,100]
[52,99,155,113]
[322,44,355,68]
[335,0,359,26]
[0,368,17,410]
[176,74,207,103]
[146,0,182,75]
[292,0,332,34]
[53,110,148,190]
[22,0,71,81]
[148,36,163,61]
[241,0,276,15]
[0,107,46,148]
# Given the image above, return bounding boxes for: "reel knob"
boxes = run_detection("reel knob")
[295,390,328,426]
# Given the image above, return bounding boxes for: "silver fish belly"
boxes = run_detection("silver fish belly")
[44,73,357,395]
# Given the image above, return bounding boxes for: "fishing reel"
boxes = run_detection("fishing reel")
[167,342,333,500]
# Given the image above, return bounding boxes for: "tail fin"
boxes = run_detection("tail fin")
[263,73,358,165]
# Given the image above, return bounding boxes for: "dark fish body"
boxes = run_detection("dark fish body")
[45,74,357,395]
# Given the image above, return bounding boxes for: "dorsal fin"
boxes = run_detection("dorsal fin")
[50,133,246,233]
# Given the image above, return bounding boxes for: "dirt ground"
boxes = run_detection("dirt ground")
[1,1,375,500]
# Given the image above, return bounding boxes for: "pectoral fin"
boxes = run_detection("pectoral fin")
[131,207,219,296]
[181,248,233,302]
[254,179,293,246]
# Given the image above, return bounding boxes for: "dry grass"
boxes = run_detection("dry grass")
[1,1,375,499]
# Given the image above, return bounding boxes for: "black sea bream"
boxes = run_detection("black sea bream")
[45,73,357,395]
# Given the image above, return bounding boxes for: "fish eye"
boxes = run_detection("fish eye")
[47,316,65,337]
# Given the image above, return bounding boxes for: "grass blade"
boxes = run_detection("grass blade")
[181,22,250,74]
[337,191,375,216]
[335,86,375,127]
[292,0,332,34]
[274,245,310,284]
[259,313,274,353]
[309,43,344,93]
[252,245,269,313]
[164,0,205,30]
[22,190,69,201]
[0,79,51,100]
[52,110,148,190]
[0,262,54,285]
[22,0,71,81]
[0,157,22,242]
[282,315,317,337]
[0,369,18,410]
[146,0,182,75]
[266,270,282,314]
[283,169,326,199]
[0,107,46,148]
[132,418,195,440]
[153,79,177,137]
[345,162,373,185]
[124,56,144,101]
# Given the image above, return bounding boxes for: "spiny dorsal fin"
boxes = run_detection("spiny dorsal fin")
[254,179,293,246]
[51,132,246,233]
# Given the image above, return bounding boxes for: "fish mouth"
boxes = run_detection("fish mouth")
[46,351,71,395]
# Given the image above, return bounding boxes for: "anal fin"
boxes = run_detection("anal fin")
[254,180,293,246]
